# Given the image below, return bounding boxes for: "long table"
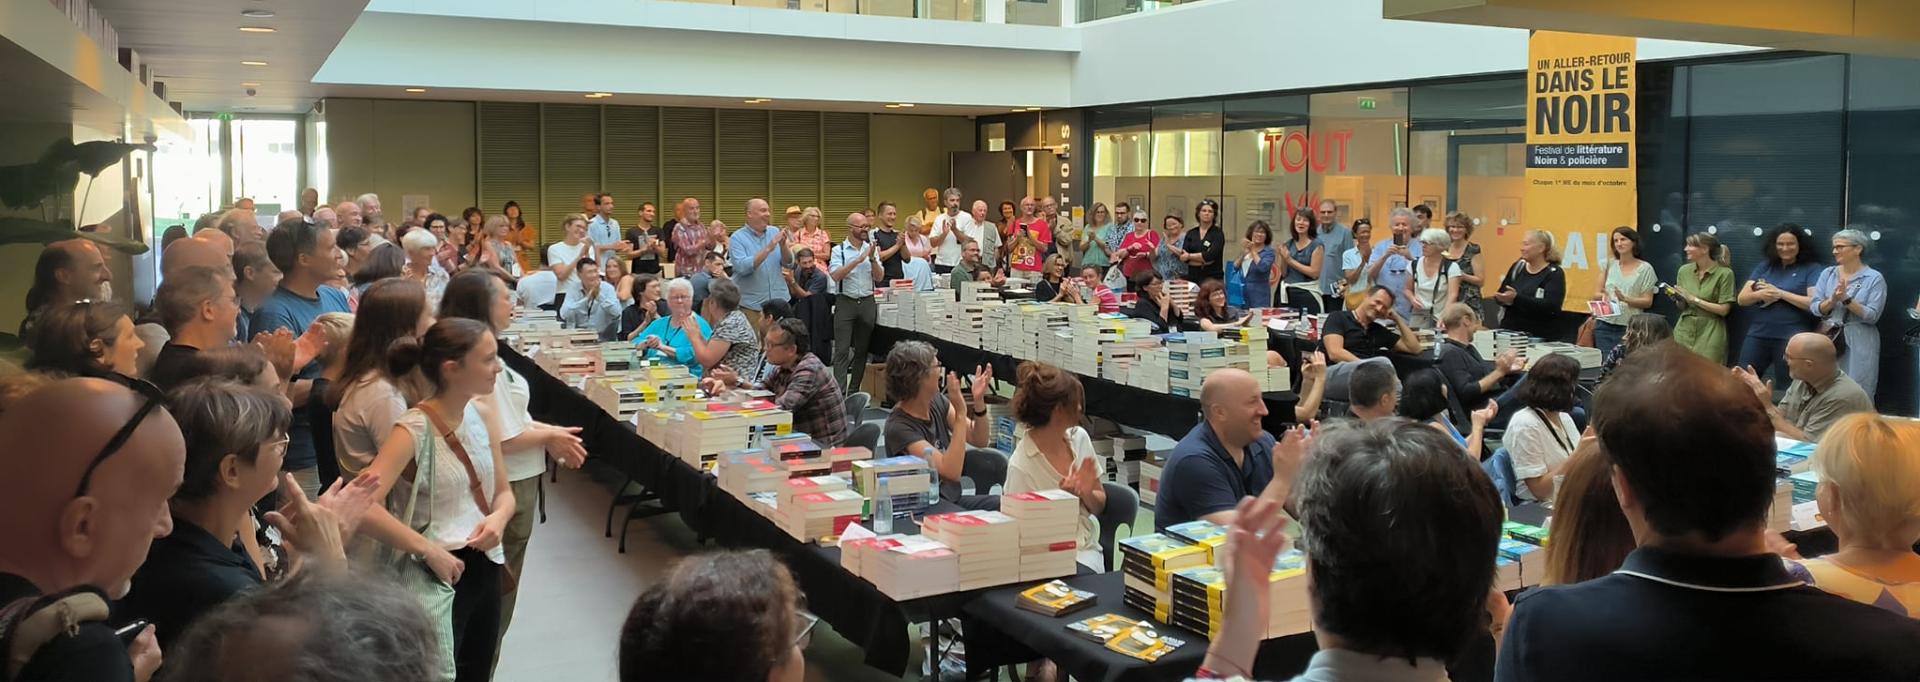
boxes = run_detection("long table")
[869,326,1301,438]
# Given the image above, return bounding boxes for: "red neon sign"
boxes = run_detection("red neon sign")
[1263,130,1354,174]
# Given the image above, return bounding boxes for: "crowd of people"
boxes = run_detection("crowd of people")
[6,184,1920,682]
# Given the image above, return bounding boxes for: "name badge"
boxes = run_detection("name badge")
[1535,288,1546,299]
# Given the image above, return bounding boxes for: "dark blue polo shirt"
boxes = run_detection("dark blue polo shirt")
[119,517,263,650]
[1496,545,1920,682]
[1153,421,1275,531]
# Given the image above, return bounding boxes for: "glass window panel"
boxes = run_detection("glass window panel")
[231,119,300,225]
[1307,88,1408,229]
[1222,95,1310,253]
[1149,101,1222,227]
[1092,106,1153,225]
[1408,79,1525,301]
[1845,54,1920,412]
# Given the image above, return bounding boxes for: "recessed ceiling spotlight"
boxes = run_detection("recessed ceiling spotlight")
[240,82,261,87]
[240,8,275,18]
[240,60,268,66]
[405,88,427,93]
[238,26,275,33]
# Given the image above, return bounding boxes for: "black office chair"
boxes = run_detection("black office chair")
[960,447,1008,497]
[843,391,870,431]
[1097,482,1140,571]
[844,422,882,454]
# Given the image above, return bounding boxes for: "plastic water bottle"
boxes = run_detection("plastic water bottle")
[874,494,894,534]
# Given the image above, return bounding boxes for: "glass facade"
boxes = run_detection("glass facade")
[1075,52,1920,413]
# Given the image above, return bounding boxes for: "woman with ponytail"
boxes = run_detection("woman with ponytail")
[331,278,435,476]
[1672,232,1735,364]
[360,316,514,682]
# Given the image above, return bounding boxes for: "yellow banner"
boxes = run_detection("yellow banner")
[1522,30,1637,311]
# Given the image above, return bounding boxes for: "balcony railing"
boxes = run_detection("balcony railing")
[664,0,1204,26]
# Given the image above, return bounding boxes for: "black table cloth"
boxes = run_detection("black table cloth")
[869,326,1300,438]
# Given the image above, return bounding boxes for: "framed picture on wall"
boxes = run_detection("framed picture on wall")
[1498,196,1523,226]
[1128,195,1146,215]
[1421,195,1441,213]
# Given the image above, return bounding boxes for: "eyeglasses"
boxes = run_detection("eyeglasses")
[260,434,291,459]
[793,611,820,649]
[75,371,166,498]
[1133,218,1148,223]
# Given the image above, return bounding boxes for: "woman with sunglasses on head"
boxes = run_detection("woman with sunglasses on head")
[619,550,811,682]
[359,317,515,682]
[27,298,144,378]
[439,269,587,651]
[122,378,378,650]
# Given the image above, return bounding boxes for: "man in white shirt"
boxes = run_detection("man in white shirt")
[587,193,630,269]
[515,267,560,310]
[958,200,999,269]
[929,187,971,275]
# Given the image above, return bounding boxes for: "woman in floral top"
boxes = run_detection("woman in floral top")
[683,278,761,379]
[793,207,832,272]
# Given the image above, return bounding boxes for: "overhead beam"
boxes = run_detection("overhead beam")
[1384,0,1920,58]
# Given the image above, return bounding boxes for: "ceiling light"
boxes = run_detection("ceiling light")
[896,103,915,108]
[240,8,276,18]
[240,60,268,66]
[238,26,275,33]
[884,104,901,109]
[1011,108,1026,112]
[240,82,261,87]
[585,93,612,99]
[1025,107,1043,111]
[405,88,427,93]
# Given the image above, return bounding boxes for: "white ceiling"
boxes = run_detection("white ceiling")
[320,84,1029,118]
[90,0,371,114]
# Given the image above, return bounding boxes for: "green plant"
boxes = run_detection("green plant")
[0,137,157,254]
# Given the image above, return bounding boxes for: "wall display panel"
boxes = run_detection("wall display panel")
[478,102,542,243]
[822,112,870,233]
[604,106,661,222]
[716,109,772,226]
[771,111,824,223]
[541,104,604,244]
[1306,88,1409,231]
[661,107,719,231]
[1223,95,1310,252]
[1845,55,1920,413]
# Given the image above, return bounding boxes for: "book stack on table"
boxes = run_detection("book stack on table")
[1495,538,1544,591]
[1526,342,1602,370]
[1128,346,1171,393]
[1002,490,1082,580]
[1789,470,1820,504]
[776,475,864,541]
[985,399,1018,453]
[1016,580,1099,617]
[863,535,961,599]
[851,456,936,520]
[958,280,1000,304]
[1138,457,1164,505]
[584,377,659,421]
[1166,332,1228,399]
[716,448,786,497]
[662,409,752,469]
[535,346,604,384]
[944,301,991,347]
[1775,437,1815,478]
[1166,280,1198,318]
[1119,534,1209,623]
[922,510,1022,590]
[1167,549,1311,639]
[598,342,639,372]
[1162,520,1229,566]
[1503,521,1550,548]
[1472,329,1532,360]
[824,445,873,474]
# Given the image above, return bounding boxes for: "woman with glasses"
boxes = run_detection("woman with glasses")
[27,298,144,378]
[361,317,515,682]
[1240,220,1277,309]
[1811,228,1887,397]
[1080,202,1117,272]
[1154,215,1190,283]
[619,550,811,682]
[633,278,714,378]
[122,378,376,649]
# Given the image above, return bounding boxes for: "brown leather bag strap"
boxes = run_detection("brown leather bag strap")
[418,403,492,516]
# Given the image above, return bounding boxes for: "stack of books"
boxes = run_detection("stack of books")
[825,446,873,474]
[1526,342,1602,370]
[775,476,863,540]
[850,456,936,519]
[1015,580,1098,617]
[1138,457,1164,506]
[715,448,786,497]
[1503,521,1550,547]
[863,535,961,599]
[1789,470,1821,504]
[1496,538,1544,588]
[957,280,999,304]
[1002,489,1082,580]
[1162,520,1229,566]
[1165,332,1228,398]
[535,347,604,383]
[1118,534,1208,623]
[1129,346,1170,393]
[1167,551,1311,639]
[1165,280,1198,318]
[922,510,1021,590]
[985,400,1019,453]
[663,409,752,469]
[584,377,659,421]
[1775,436,1816,478]
[600,342,639,372]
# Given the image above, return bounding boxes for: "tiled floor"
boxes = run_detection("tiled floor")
[494,468,914,682]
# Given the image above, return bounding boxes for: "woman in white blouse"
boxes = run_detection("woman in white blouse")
[437,269,589,647]
[1406,228,1461,330]
[359,317,515,682]
[1503,353,1582,503]
[1005,361,1107,570]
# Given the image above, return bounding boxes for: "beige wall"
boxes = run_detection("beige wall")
[323,99,477,216]
[868,114,977,211]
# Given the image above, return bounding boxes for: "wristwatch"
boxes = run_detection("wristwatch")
[970,406,988,418]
